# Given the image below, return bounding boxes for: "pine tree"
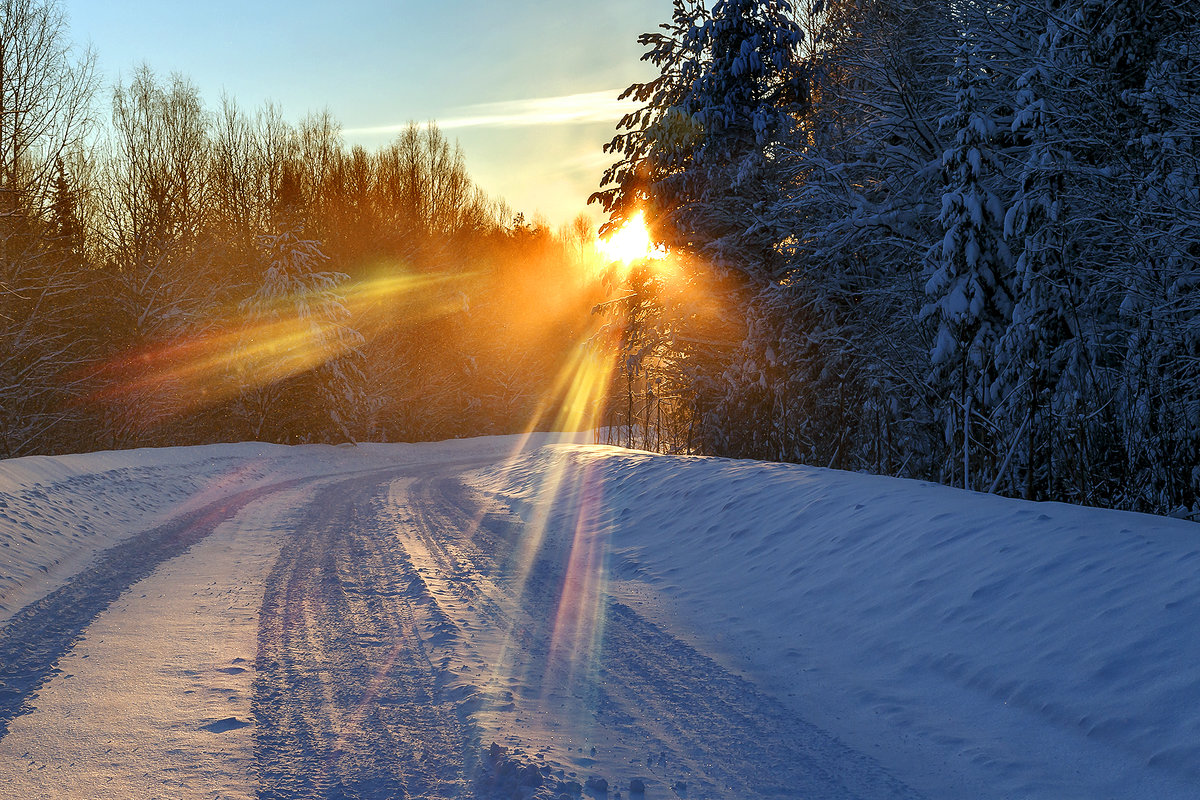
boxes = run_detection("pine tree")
[998,4,1089,499]
[593,0,809,460]
[924,34,1014,490]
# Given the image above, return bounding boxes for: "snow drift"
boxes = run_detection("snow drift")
[470,443,1200,799]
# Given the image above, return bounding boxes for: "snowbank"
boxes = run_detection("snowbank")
[470,444,1200,800]
[2,443,288,622]
[0,434,583,625]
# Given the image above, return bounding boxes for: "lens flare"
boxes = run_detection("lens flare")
[80,267,471,432]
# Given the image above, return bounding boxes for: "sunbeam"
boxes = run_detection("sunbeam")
[545,465,609,689]
[81,268,473,432]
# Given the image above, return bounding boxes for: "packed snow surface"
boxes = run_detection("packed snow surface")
[1,436,1197,799]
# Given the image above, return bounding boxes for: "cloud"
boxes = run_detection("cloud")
[343,89,633,136]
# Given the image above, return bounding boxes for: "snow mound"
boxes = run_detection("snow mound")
[0,444,293,622]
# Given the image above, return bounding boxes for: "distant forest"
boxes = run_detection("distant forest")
[3,0,1199,517]
[593,0,1200,517]
[1,0,603,457]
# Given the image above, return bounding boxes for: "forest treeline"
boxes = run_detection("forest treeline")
[4,0,1199,517]
[1,0,602,456]
[592,0,1200,515]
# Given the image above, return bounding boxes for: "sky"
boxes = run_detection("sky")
[63,0,666,228]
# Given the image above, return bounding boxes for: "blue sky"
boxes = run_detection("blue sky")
[64,0,665,226]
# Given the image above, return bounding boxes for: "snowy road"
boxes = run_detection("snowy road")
[4,438,1198,799]
[0,449,915,799]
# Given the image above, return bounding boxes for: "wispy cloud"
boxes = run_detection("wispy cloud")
[522,149,618,181]
[344,89,632,136]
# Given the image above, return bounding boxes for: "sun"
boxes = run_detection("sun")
[596,210,666,265]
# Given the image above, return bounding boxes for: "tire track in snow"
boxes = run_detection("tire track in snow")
[390,474,923,799]
[253,471,474,800]
[401,477,519,634]
[0,475,311,741]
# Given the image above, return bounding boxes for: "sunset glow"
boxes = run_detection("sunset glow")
[596,210,666,265]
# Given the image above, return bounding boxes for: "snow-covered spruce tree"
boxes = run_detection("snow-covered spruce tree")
[234,219,365,443]
[997,3,1095,500]
[656,0,807,272]
[592,0,810,459]
[923,34,1014,491]
[1119,22,1200,513]
[767,0,959,474]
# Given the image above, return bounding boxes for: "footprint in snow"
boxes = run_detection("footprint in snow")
[201,717,250,733]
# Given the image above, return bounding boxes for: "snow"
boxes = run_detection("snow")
[0,443,292,623]
[0,484,297,798]
[469,444,1200,799]
[2,436,1199,798]
[0,437,549,624]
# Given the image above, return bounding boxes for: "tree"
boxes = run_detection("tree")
[1117,15,1200,511]
[91,67,219,445]
[995,2,1092,499]
[0,0,96,214]
[592,0,810,460]
[923,34,1014,490]
[595,0,807,271]
[0,0,98,456]
[234,220,365,443]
